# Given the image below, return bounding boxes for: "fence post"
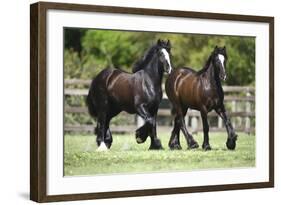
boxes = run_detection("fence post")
[218,116,223,130]
[232,100,236,129]
[191,116,198,132]
[185,115,189,129]
[245,89,251,133]
[237,101,242,129]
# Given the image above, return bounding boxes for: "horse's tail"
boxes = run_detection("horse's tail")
[86,80,97,118]
[86,90,98,136]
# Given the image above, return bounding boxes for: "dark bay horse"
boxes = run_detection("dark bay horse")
[165,46,237,151]
[86,40,172,151]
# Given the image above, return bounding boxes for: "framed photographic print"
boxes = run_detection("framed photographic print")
[30,1,274,202]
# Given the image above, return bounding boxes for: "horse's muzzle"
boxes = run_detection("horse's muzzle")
[166,66,173,74]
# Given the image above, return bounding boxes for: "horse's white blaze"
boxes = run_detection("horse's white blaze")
[161,48,172,74]
[218,54,225,68]
[218,54,226,80]
[96,142,108,152]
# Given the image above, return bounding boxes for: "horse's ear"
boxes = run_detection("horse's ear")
[167,40,171,47]
[223,46,226,51]
[213,46,218,54]
[157,39,161,45]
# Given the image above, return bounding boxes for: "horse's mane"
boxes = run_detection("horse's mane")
[132,45,158,73]
[197,50,224,97]
[197,53,213,75]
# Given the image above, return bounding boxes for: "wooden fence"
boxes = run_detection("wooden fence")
[64,79,255,134]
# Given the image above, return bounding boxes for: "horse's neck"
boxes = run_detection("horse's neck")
[205,63,223,94]
[144,56,163,87]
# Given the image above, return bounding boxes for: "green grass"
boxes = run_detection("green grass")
[64,132,255,176]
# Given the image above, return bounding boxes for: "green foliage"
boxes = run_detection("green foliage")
[83,30,135,69]
[64,132,255,176]
[64,28,255,85]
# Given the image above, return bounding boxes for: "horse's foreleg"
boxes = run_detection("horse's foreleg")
[135,122,149,144]
[169,117,182,150]
[136,105,163,150]
[178,115,199,149]
[148,115,163,150]
[201,111,211,150]
[215,107,238,150]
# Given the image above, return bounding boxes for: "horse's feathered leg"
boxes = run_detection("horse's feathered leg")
[104,127,113,149]
[136,104,163,150]
[175,107,199,149]
[180,116,199,149]
[171,106,198,149]
[201,111,212,150]
[95,119,112,148]
[215,106,238,150]
[96,112,108,152]
[169,116,182,150]
[149,114,163,150]
[135,123,149,144]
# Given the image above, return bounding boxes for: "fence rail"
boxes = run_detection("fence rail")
[64,79,255,134]
[65,106,255,117]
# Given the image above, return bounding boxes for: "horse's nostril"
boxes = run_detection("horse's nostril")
[167,67,172,74]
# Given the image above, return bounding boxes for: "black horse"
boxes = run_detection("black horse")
[165,46,237,151]
[86,39,172,151]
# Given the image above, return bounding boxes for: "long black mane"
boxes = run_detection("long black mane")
[196,49,225,98]
[197,53,213,75]
[132,44,158,73]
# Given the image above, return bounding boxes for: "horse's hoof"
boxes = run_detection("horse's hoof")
[226,135,237,150]
[202,144,212,151]
[96,142,108,152]
[149,145,164,150]
[136,137,144,144]
[149,139,163,150]
[226,139,236,150]
[169,143,182,150]
[135,130,147,144]
[105,142,112,149]
[188,141,199,149]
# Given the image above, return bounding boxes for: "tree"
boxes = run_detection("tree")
[64,28,255,86]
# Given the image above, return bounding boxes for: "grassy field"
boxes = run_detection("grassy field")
[64,132,255,176]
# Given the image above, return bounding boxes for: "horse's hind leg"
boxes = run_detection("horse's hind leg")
[200,111,211,150]
[177,108,199,149]
[96,127,112,148]
[101,112,115,149]
[169,116,182,150]
[96,112,108,151]
[104,128,112,149]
